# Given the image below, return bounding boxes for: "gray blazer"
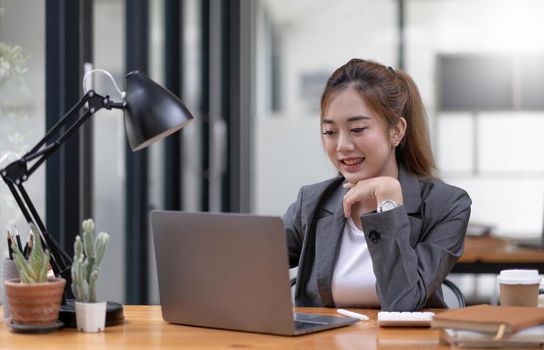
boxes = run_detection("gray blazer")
[283,167,472,311]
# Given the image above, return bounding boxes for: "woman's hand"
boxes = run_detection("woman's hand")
[343,176,403,218]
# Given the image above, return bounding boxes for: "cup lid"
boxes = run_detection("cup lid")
[497,269,541,284]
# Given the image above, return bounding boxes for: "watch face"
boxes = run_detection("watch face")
[380,200,399,212]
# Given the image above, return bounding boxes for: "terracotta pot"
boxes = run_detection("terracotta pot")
[4,278,66,326]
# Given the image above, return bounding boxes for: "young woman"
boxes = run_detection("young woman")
[283,58,471,311]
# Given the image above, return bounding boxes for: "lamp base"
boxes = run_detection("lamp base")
[58,299,124,328]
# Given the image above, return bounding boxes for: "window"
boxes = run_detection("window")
[0,1,45,241]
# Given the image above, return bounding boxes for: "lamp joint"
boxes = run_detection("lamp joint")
[1,160,28,184]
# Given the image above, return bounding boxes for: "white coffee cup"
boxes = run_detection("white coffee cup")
[497,269,541,307]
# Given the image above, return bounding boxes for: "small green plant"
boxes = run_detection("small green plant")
[71,219,109,303]
[11,224,50,284]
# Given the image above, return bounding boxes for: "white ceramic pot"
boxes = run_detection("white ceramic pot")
[75,301,107,332]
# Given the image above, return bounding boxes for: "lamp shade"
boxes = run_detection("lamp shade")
[123,71,194,151]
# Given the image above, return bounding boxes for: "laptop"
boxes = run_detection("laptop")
[151,210,357,336]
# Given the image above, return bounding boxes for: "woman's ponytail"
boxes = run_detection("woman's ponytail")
[396,70,436,177]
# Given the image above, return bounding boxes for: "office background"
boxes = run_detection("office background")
[0,0,543,306]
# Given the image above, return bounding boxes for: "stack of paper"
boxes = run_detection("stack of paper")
[431,304,544,348]
[442,325,544,348]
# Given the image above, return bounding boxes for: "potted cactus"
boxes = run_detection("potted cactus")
[71,219,110,332]
[4,225,66,329]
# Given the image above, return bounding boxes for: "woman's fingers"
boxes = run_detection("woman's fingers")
[343,190,353,217]
[343,185,366,217]
[343,181,376,217]
[342,177,403,218]
[343,182,356,217]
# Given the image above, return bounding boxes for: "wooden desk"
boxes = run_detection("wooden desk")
[453,235,544,274]
[0,305,451,349]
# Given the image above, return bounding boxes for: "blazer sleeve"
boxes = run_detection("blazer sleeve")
[283,188,304,268]
[361,187,471,311]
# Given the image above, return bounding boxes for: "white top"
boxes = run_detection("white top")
[331,217,380,307]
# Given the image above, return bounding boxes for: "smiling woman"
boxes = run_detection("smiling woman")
[283,58,472,311]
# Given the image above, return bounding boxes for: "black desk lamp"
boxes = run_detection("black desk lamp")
[0,70,194,326]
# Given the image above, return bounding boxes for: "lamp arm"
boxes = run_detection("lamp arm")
[25,91,123,175]
[26,90,97,157]
[0,89,125,288]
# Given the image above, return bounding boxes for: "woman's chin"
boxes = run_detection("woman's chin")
[341,172,371,184]
[342,173,366,184]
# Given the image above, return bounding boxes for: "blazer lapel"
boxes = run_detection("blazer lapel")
[314,184,346,307]
[399,166,423,246]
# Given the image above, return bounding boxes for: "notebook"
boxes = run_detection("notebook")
[431,304,544,337]
[151,210,357,336]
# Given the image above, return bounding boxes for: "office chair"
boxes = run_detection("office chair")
[441,278,466,308]
[289,275,466,309]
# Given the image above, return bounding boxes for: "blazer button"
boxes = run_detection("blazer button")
[368,230,381,243]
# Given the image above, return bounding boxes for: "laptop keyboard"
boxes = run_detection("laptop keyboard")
[294,314,330,330]
[294,320,325,330]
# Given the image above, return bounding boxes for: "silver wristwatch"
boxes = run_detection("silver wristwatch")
[377,199,400,213]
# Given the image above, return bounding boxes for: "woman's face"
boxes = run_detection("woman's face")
[322,87,401,184]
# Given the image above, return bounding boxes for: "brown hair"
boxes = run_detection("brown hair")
[320,58,436,178]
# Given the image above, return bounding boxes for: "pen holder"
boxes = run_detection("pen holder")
[2,257,20,320]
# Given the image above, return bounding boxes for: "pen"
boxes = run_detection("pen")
[14,226,23,253]
[27,234,33,257]
[6,230,13,260]
[23,235,31,258]
[337,309,370,321]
